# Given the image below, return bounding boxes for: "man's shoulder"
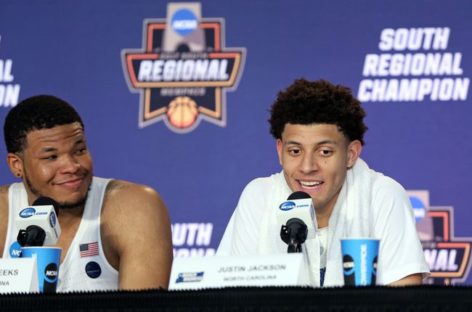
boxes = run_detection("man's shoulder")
[0,184,11,207]
[0,185,11,235]
[98,178,171,278]
[104,179,160,204]
[355,161,409,206]
[355,159,406,193]
[369,168,407,196]
[0,184,10,195]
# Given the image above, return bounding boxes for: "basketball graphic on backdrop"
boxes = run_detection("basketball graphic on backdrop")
[167,96,199,129]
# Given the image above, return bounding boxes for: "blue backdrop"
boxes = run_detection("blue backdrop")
[1,0,470,285]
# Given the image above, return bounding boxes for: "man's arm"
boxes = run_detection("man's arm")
[370,176,430,285]
[0,186,10,257]
[389,273,423,286]
[217,179,267,256]
[102,180,173,290]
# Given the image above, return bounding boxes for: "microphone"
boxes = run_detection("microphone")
[16,197,61,247]
[278,191,317,253]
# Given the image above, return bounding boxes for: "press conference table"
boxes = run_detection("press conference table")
[1,286,471,311]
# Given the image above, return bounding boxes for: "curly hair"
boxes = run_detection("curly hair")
[269,78,367,145]
[4,95,84,153]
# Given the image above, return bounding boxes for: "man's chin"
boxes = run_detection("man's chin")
[56,194,88,210]
[57,184,91,210]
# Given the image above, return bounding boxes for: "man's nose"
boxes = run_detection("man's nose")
[300,153,318,173]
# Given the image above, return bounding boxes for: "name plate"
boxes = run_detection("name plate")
[0,258,39,293]
[169,253,310,290]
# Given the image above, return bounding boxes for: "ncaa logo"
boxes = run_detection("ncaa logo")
[44,263,58,282]
[171,9,197,36]
[279,201,296,211]
[410,195,426,223]
[19,207,35,218]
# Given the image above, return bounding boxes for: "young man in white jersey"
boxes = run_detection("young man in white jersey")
[0,95,173,292]
[217,79,429,287]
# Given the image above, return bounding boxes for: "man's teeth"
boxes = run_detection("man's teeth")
[300,181,321,187]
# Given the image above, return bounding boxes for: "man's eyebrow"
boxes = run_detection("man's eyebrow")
[283,140,339,146]
[283,140,302,146]
[39,138,86,153]
[73,138,86,145]
[315,140,339,146]
[41,147,58,153]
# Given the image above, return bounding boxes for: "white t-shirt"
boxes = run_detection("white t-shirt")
[217,159,430,287]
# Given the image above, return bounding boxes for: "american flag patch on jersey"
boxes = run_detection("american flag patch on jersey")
[79,242,99,258]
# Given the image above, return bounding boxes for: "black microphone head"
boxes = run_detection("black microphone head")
[280,218,308,253]
[17,225,46,247]
[287,191,311,200]
[32,196,59,216]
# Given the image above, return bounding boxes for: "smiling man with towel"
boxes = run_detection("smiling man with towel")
[217,78,429,287]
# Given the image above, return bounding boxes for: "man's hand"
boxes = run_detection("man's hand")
[389,273,423,286]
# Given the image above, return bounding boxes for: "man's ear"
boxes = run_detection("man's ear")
[276,139,283,166]
[347,140,362,168]
[7,153,24,178]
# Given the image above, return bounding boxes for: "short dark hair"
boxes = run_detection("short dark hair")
[4,95,84,153]
[269,78,368,145]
